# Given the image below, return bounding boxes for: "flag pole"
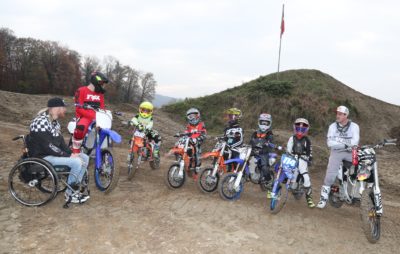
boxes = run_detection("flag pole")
[277,4,285,80]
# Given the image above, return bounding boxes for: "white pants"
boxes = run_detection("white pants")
[291,158,311,188]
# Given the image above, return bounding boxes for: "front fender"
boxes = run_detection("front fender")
[100,128,122,143]
[202,151,219,159]
[224,158,244,165]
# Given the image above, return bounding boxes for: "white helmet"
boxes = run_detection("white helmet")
[336,105,349,116]
[186,108,201,125]
[258,113,272,132]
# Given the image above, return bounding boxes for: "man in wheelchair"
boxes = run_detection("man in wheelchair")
[27,97,90,204]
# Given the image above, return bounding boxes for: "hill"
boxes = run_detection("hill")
[152,94,180,108]
[0,88,400,253]
[163,69,400,143]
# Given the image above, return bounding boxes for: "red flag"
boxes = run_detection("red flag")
[280,4,285,38]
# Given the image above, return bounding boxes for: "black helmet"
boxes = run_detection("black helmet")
[90,71,109,94]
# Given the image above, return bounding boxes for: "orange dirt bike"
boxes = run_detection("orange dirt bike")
[165,131,203,189]
[127,128,160,180]
[197,136,235,193]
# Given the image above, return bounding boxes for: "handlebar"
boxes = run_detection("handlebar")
[174,131,205,138]
[75,103,98,111]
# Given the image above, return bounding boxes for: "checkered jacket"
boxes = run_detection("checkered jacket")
[27,111,71,158]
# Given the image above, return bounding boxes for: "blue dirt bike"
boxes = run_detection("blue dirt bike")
[269,153,307,214]
[218,144,280,201]
[249,147,278,192]
[68,104,122,193]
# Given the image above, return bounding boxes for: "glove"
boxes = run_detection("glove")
[300,155,309,161]
[137,124,144,131]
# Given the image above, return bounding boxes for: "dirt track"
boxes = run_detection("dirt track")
[0,90,400,253]
[1,119,400,254]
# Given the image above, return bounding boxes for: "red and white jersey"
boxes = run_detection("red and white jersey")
[74,86,105,119]
[185,122,207,139]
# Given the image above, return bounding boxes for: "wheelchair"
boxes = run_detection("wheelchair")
[8,135,89,208]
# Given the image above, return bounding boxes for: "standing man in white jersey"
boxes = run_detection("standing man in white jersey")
[317,105,360,209]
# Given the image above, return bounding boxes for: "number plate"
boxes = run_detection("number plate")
[281,154,297,170]
[134,130,146,138]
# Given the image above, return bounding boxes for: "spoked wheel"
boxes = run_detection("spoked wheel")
[127,151,139,180]
[292,177,304,200]
[197,167,220,193]
[8,158,58,207]
[165,163,186,189]
[269,182,288,214]
[95,149,119,194]
[329,184,344,208]
[360,188,381,243]
[149,156,160,170]
[218,172,243,201]
[259,170,275,192]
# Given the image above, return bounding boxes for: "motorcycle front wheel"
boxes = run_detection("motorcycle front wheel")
[360,188,381,243]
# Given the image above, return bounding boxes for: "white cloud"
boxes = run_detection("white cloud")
[1,0,399,104]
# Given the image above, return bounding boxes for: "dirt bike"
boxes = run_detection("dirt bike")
[127,127,160,180]
[328,139,397,243]
[248,143,279,192]
[165,132,202,189]
[67,104,121,194]
[197,136,232,193]
[269,153,309,214]
[218,143,281,201]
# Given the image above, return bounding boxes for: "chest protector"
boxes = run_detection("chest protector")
[293,136,307,155]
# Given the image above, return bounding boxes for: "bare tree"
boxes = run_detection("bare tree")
[138,72,156,103]
[123,66,139,103]
[81,55,101,85]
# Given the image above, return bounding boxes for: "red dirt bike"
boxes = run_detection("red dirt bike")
[165,131,203,189]
[127,128,160,180]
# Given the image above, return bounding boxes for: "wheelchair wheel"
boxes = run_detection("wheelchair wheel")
[8,158,58,207]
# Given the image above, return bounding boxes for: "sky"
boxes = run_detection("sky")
[1,0,399,104]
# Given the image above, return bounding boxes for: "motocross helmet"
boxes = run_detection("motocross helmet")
[139,101,154,119]
[225,108,242,126]
[294,118,309,139]
[90,71,109,94]
[258,113,272,133]
[186,108,200,125]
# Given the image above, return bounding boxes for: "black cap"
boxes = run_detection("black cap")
[47,97,67,108]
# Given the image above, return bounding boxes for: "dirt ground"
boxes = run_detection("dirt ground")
[1,91,400,253]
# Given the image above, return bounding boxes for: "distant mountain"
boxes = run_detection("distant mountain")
[152,94,180,108]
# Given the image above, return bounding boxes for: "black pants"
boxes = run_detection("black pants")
[259,153,272,182]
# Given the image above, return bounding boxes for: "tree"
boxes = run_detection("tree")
[81,55,101,85]
[138,72,156,103]
[123,67,140,103]
[0,27,157,101]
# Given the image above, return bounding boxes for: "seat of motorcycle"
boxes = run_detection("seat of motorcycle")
[53,165,71,173]
[342,160,353,170]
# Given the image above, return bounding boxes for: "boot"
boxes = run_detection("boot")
[317,185,330,209]
[305,187,315,208]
